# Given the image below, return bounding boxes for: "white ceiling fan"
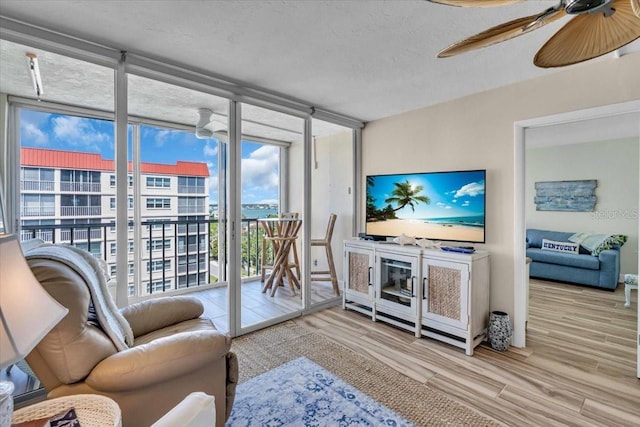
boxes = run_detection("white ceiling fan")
[428,0,640,67]
[195,108,225,139]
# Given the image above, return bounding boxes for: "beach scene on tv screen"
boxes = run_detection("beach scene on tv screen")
[366,170,485,242]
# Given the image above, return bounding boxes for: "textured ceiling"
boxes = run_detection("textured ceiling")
[0,0,638,135]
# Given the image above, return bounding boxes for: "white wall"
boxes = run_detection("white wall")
[526,138,639,275]
[362,53,640,320]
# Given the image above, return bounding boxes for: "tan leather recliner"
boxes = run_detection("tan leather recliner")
[23,251,238,427]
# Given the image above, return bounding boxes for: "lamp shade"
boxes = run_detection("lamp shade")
[0,234,68,369]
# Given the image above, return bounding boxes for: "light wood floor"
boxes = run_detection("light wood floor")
[6,278,638,425]
[3,278,338,398]
[293,279,639,427]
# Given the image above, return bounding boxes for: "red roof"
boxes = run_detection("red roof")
[21,147,209,177]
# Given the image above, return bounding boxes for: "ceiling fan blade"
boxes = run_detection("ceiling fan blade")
[438,7,566,58]
[427,0,523,7]
[534,0,640,67]
[632,0,640,18]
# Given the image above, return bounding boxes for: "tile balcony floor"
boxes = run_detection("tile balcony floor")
[192,278,339,332]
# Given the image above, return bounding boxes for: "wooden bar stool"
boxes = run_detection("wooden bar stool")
[310,213,340,296]
[259,217,302,296]
[261,213,300,282]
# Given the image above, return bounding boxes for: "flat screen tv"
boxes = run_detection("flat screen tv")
[366,169,486,243]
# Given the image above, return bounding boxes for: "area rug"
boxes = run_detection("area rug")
[227,356,413,426]
[230,321,498,426]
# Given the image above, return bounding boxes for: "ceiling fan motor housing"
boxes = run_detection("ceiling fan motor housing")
[196,108,214,139]
[565,0,614,15]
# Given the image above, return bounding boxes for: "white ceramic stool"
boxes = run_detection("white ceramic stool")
[624,274,638,308]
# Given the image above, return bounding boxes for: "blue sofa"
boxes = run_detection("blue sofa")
[526,229,620,290]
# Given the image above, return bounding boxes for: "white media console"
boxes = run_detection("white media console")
[343,239,490,355]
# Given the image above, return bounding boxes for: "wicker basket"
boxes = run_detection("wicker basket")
[13,394,121,427]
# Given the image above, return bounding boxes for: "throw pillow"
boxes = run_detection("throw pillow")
[541,239,579,254]
[569,232,628,256]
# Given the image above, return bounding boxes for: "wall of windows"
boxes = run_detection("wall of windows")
[1,27,359,348]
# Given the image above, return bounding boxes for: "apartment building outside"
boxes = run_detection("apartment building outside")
[19,147,211,297]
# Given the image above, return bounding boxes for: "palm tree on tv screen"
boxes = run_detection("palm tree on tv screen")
[384,180,430,213]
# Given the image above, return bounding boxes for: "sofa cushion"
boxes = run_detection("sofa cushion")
[526,248,600,270]
[526,229,575,249]
[526,229,591,254]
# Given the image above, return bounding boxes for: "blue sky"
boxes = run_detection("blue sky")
[368,170,485,219]
[20,109,279,204]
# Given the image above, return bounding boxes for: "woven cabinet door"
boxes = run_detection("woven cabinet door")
[422,259,469,330]
[344,244,374,303]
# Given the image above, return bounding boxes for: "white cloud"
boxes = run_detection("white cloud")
[436,202,446,207]
[204,142,218,157]
[462,201,470,207]
[241,145,279,192]
[257,198,278,205]
[445,205,452,209]
[451,199,457,203]
[52,116,110,149]
[21,121,49,145]
[454,181,485,198]
[154,130,171,147]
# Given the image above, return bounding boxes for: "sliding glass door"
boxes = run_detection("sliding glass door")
[238,103,305,331]
[309,119,355,308]
[127,74,230,330]
[1,28,360,347]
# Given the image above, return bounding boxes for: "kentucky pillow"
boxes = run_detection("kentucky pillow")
[541,239,579,254]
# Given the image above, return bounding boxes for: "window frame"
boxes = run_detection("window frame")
[146,176,171,188]
[146,197,171,209]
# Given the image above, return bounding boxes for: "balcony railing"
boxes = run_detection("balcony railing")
[177,223,200,234]
[20,217,268,296]
[21,206,55,216]
[21,180,55,191]
[178,185,205,194]
[60,228,103,241]
[20,223,109,258]
[20,229,54,242]
[177,243,208,254]
[60,182,101,192]
[60,206,102,216]
[177,206,205,214]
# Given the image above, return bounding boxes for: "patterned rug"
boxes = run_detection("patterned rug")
[227,357,413,426]
[229,321,497,426]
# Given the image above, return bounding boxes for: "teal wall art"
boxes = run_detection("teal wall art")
[534,180,597,212]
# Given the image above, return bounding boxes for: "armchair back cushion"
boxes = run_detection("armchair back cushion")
[22,242,237,427]
[27,258,117,384]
